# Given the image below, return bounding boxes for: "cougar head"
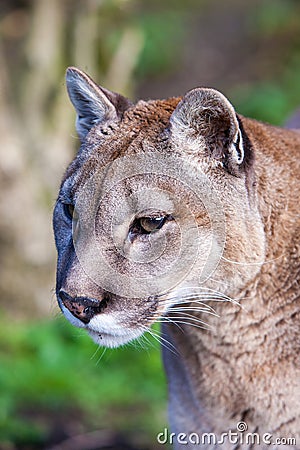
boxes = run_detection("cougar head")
[53,67,265,347]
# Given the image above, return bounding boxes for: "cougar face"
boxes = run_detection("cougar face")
[53,67,265,348]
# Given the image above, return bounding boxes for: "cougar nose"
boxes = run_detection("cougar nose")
[59,290,108,324]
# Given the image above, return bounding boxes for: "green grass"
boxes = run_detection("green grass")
[0,315,168,448]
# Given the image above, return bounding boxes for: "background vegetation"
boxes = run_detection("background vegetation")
[1,0,300,448]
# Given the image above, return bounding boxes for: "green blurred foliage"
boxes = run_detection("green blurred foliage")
[233,82,293,125]
[0,317,167,448]
[134,11,185,79]
[254,0,297,36]
[231,0,300,124]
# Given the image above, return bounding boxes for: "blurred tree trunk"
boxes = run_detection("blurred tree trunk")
[0,0,142,317]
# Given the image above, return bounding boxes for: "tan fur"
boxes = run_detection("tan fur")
[54,68,300,449]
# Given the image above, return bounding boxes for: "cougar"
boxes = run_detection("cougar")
[53,67,300,449]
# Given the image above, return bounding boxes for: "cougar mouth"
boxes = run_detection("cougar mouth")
[87,328,145,348]
[86,312,147,347]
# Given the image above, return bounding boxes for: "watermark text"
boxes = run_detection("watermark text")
[157,422,297,446]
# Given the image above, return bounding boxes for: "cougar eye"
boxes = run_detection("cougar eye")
[63,203,74,220]
[131,215,174,236]
[139,217,166,233]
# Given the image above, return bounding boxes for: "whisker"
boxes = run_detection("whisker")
[169,307,219,317]
[139,330,164,352]
[220,253,285,267]
[161,293,224,300]
[169,304,215,311]
[95,347,108,365]
[177,286,237,301]
[159,295,230,305]
[161,289,232,301]
[149,330,178,356]
[164,313,212,327]
[160,290,247,311]
[131,336,148,351]
[168,303,217,311]
[90,344,102,361]
[162,298,217,308]
[140,324,178,355]
[208,277,230,289]
[159,318,212,332]
[159,297,232,309]
[154,315,186,333]
[134,333,155,352]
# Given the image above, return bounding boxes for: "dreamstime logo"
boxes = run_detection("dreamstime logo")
[236,421,247,432]
[157,422,297,447]
[72,152,226,298]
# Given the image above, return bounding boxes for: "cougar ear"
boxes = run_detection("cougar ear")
[170,88,245,172]
[66,67,131,141]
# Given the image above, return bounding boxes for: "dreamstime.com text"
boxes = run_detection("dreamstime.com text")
[157,422,297,446]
